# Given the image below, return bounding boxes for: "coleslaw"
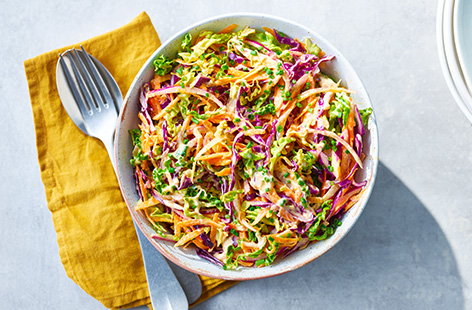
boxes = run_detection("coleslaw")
[130,25,372,269]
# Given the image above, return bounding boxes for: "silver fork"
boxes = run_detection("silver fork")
[58,47,118,159]
[56,47,201,310]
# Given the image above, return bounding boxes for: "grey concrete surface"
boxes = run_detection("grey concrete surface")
[1,0,471,309]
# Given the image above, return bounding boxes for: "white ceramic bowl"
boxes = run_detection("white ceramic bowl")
[115,13,379,280]
[437,0,472,123]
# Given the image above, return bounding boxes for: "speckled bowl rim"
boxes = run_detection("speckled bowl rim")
[114,12,379,280]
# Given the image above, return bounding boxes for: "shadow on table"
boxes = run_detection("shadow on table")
[196,162,464,309]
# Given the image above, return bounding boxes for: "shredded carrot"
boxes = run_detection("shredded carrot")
[197,152,231,161]
[262,26,276,37]
[192,237,209,250]
[152,96,180,121]
[219,24,238,34]
[215,167,231,176]
[175,229,204,247]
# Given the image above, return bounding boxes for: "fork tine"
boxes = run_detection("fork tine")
[70,49,103,111]
[67,51,96,117]
[79,46,115,110]
[58,55,91,120]
[59,55,91,119]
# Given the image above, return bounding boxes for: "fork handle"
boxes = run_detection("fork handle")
[103,134,116,170]
[100,134,191,310]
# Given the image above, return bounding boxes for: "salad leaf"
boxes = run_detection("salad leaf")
[129,129,142,149]
[153,55,174,76]
[221,189,244,203]
[329,92,351,129]
[254,102,276,116]
[359,107,373,126]
[306,200,334,240]
[152,168,170,194]
[252,31,291,55]
[185,185,224,209]
[303,38,321,56]
[253,92,276,116]
[181,33,192,52]
[180,32,233,63]
[293,150,317,173]
[269,137,295,171]
[130,150,148,166]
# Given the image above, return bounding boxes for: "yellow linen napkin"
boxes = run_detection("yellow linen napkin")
[24,12,236,309]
